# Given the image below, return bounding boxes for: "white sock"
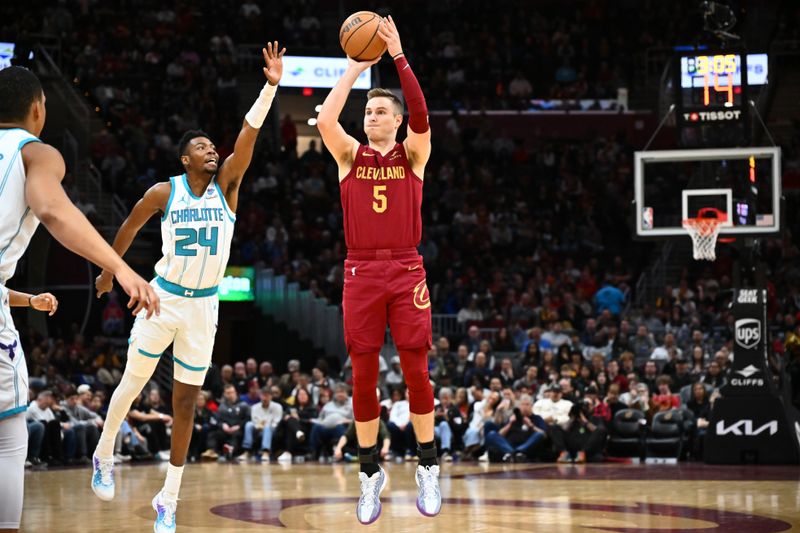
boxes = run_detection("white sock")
[163,463,184,501]
[95,366,150,459]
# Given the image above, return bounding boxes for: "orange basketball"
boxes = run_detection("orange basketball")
[339,11,387,62]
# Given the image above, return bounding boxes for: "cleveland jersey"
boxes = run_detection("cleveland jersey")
[340,143,423,250]
[154,174,235,290]
[0,127,41,419]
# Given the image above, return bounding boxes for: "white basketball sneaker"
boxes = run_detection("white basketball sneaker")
[91,454,115,501]
[356,466,388,524]
[152,489,178,533]
[415,465,442,517]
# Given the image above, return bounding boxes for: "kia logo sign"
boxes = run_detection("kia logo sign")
[716,419,778,436]
[735,318,761,349]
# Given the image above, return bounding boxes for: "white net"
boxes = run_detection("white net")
[682,218,724,261]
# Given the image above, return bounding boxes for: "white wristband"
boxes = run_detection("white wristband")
[244,81,278,129]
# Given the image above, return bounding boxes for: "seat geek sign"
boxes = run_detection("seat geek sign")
[281,56,372,90]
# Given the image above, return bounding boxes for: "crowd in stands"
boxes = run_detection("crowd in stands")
[6,1,800,469]
[19,298,800,467]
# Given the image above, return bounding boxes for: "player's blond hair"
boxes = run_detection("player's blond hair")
[367,88,403,115]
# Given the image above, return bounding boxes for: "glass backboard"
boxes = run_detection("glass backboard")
[634,147,781,238]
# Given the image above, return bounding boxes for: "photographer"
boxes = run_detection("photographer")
[484,395,547,462]
[551,393,608,464]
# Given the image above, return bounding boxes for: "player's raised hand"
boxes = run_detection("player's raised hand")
[346,54,381,73]
[262,41,286,86]
[114,267,161,319]
[377,15,403,57]
[95,270,114,298]
[30,292,59,316]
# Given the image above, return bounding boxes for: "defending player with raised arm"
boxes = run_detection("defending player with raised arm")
[90,42,284,533]
[0,66,158,533]
[317,16,440,525]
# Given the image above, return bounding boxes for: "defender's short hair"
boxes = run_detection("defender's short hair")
[0,66,43,122]
[177,130,211,158]
[366,88,403,115]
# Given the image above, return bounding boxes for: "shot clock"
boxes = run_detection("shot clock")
[673,49,769,146]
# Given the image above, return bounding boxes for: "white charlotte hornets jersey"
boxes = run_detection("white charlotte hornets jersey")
[154,174,235,291]
[0,128,41,419]
[0,129,41,286]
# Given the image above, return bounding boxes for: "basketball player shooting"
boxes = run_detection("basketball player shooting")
[317,16,440,524]
[0,66,159,533]
[89,42,284,533]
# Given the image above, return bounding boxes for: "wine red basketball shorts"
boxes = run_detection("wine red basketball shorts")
[342,248,432,354]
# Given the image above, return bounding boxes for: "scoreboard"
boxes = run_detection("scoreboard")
[674,50,769,145]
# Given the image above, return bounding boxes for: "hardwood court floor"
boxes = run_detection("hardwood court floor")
[21,461,800,532]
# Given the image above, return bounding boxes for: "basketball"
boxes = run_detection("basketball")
[339,11,387,61]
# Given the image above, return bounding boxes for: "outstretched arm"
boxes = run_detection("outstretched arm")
[217,41,285,212]
[378,16,431,172]
[23,142,160,317]
[8,290,58,316]
[95,182,171,297]
[317,56,380,173]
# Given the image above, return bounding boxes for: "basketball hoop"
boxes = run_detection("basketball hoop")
[682,207,727,261]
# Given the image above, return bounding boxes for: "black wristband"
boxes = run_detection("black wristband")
[28,295,33,307]
[392,52,405,59]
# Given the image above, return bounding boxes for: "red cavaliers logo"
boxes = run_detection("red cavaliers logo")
[412,279,431,310]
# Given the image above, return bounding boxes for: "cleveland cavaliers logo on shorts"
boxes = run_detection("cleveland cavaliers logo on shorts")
[412,279,431,310]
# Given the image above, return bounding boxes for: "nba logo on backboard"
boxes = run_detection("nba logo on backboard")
[642,207,653,230]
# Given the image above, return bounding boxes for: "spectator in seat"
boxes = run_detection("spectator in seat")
[240,386,284,462]
[233,362,250,395]
[245,357,258,382]
[485,394,546,462]
[495,357,516,388]
[25,393,49,467]
[685,382,711,459]
[652,375,681,412]
[542,321,571,350]
[242,378,262,406]
[514,366,539,395]
[584,386,610,423]
[463,325,482,353]
[671,358,693,392]
[385,355,404,389]
[533,384,572,429]
[604,383,626,418]
[606,359,629,391]
[308,383,352,460]
[464,351,491,388]
[190,391,214,462]
[208,384,250,461]
[594,279,625,316]
[435,387,465,459]
[387,387,415,460]
[277,387,318,463]
[333,420,390,463]
[61,387,104,464]
[651,332,683,362]
[703,360,728,389]
[552,396,608,463]
[629,325,656,362]
[130,388,172,460]
[257,361,274,388]
[641,360,660,394]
